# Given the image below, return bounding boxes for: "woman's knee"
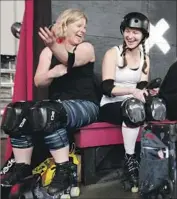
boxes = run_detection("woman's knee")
[121,98,146,127]
[27,100,68,133]
[145,96,166,121]
[122,96,167,126]
[1,101,35,137]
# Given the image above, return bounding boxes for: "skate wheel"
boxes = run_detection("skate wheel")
[70,187,80,197]
[131,186,138,193]
[60,194,71,199]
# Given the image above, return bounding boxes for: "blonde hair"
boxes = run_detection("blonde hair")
[52,9,87,39]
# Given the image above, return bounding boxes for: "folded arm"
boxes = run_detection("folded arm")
[34,47,67,87]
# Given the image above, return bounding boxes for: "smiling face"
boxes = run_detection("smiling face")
[53,9,88,45]
[123,27,143,49]
[65,18,87,45]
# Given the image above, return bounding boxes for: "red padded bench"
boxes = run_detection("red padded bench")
[74,122,141,185]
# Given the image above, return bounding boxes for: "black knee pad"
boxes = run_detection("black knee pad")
[145,96,166,121]
[28,100,67,133]
[1,101,34,136]
[121,98,146,127]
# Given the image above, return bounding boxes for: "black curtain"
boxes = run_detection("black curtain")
[32,0,52,167]
[33,0,52,101]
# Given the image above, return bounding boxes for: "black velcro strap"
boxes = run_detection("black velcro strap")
[136,81,148,90]
[67,46,77,73]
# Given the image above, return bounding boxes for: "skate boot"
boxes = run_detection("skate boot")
[1,163,33,199]
[36,161,79,199]
[122,154,139,193]
[1,163,32,187]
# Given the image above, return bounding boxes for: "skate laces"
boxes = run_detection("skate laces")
[126,156,139,176]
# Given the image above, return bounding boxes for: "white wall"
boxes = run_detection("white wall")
[0,1,25,55]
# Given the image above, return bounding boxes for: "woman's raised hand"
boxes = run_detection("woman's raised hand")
[38,27,57,47]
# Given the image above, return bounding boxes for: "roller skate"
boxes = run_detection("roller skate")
[118,154,139,193]
[0,158,15,199]
[1,162,33,199]
[1,163,32,187]
[33,161,80,199]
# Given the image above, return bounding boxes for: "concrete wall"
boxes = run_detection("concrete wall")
[0,1,25,55]
[52,0,176,79]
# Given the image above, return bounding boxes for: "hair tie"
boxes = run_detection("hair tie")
[56,38,64,44]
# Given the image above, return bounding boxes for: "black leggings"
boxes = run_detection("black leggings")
[99,101,123,125]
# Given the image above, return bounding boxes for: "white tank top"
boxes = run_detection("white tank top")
[100,45,144,106]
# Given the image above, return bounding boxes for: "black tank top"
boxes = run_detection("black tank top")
[48,56,99,104]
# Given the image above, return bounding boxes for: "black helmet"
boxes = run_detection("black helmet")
[120,12,150,38]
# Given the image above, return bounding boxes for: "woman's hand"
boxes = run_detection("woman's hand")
[132,88,149,103]
[149,88,159,96]
[49,64,67,78]
[38,27,57,47]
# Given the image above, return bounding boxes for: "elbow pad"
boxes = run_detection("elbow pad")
[101,79,115,97]
[136,81,148,90]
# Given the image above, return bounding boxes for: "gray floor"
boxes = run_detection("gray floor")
[0,139,140,199]
[78,181,140,198]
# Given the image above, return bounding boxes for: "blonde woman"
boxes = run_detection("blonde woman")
[1,9,99,197]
